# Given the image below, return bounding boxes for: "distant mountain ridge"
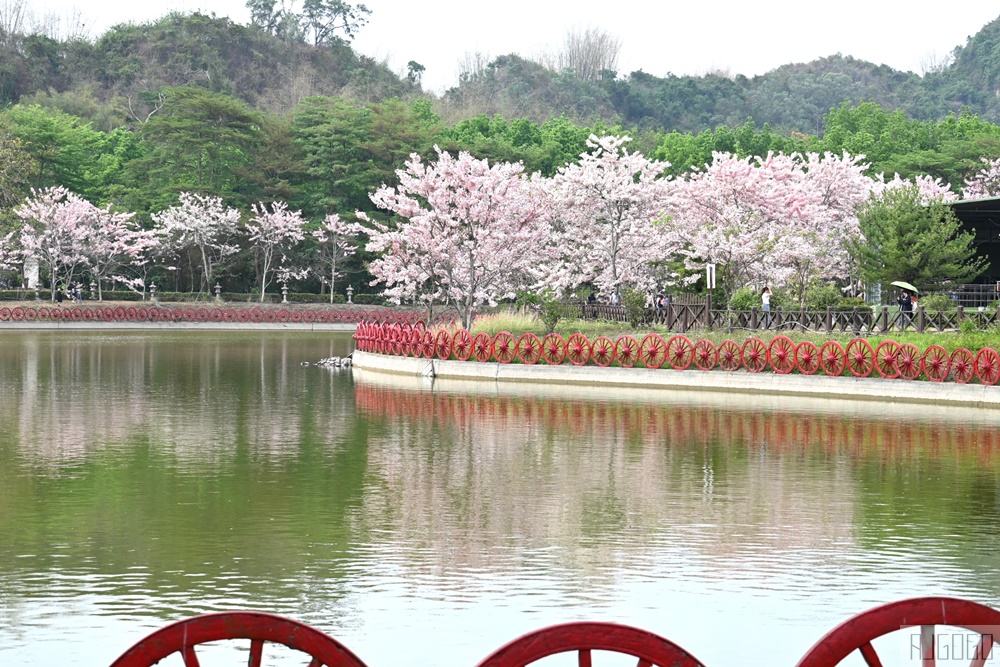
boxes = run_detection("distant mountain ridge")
[4,10,1000,135]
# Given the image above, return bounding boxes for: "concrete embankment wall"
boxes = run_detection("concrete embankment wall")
[352,350,1000,410]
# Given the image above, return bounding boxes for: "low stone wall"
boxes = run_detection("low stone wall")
[352,351,1000,409]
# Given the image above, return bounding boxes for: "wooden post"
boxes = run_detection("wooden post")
[916,305,926,333]
[825,306,833,333]
[879,306,888,333]
[751,307,759,330]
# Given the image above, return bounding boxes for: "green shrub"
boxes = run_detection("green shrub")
[535,289,575,333]
[917,294,956,312]
[728,286,785,310]
[804,283,842,310]
[621,287,647,328]
[833,297,870,312]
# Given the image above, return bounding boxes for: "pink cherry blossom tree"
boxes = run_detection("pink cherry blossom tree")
[360,147,552,329]
[962,157,1000,200]
[312,213,364,303]
[151,192,241,293]
[17,186,94,300]
[546,134,675,294]
[247,201,306,301]
[83,209,158,301]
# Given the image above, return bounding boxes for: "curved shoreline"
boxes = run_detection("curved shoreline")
[352,350,1000,409]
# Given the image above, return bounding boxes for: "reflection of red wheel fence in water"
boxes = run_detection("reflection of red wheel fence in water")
[541,334,566,365]
[693,339,717,371]
[975,347,1000,385]
[845,338,874,377]
[793,596,1000,667]
[768,335,795,374]
[819,341,846,376]
[474,621,708,667]
[873,339,900,379]
[921,345,950,382]
[566,333,591,366]
[896,343,922,380]
[615,336,639,368]
[950,348,976,384]
[472,332,493,362]
[718,340,742,371]
[666,335,695,370]
[742,338,767,373]
[492,331,516,363]
[516,333,542,364]
[590,336,616,367]
[638,334,666,369]
[453,329,473,361]
[795,341,820,375]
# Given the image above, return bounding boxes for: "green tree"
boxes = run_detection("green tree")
[851,185,988,289]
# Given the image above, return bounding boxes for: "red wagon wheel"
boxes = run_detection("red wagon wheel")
[693,339,717,371]
[873,339,901,379]
[435,330,453,360]
[718,340,742,371]
[819,341,846,376]
[453,329,474,361]
[768,335,796,374]
[666,335,695,370]
[0,306,10,320]
[951,347,976,384]
[742,338,767,373]
[472,332,493,362]
[566,333,592,366]
[591,336,616,367]
[541,333,566,365]
[474,621,706,667]
[418,330,434,358]
[976,347,1000,385]
[492,331,517,363]
[794,341,820,375]
[516,332,542,364]
[922,345,951,382]
[845,338,874,377]
[896,343,923,380]
[108,611,370,667]
[615,335,639,368]
[24,306,38,320]
[794,596,1000,667]
[638,333,667,369]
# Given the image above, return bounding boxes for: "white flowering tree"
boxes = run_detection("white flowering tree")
[360,147,552,329]
[312,213,364,302]
[546,135,675,294]
[18,187,95,300]
[151,192,241,293]
[247,201,307,301]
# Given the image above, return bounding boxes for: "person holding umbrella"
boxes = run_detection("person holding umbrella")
[892,281,918,330]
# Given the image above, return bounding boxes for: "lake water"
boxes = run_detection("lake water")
[1,331,998,667]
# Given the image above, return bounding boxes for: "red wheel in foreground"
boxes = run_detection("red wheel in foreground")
[951,347,976,384]
[819,341,845,377]
[976,347,1000,385]
[541,333,566,365]
[475,621,706,667]
[845,338,874,377]
[109,611,370,667]
[794,596,1000,667]
[516,333,542,364]
[922,345,951,382]
[795,341,820,375]
[615,335,639,368]
[693,339,717,371]
[453,329,473,361]
[768,335,796,374]
[718,340,742,372]
[420,330,436,359]
[896,343,922,380]
[492,331,516,363]
[566,333,592,366]
[666,335,695,370]
[873,339,900,379]
[472,332,493,362]
[591,336,616,367]
[742,338,767,373]
[435,330,453,360]
[638,333,666,369]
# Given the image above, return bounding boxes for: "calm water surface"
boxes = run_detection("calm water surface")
[0,331,999,667]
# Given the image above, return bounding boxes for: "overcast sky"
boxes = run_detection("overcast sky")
[24,0,1000,94]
